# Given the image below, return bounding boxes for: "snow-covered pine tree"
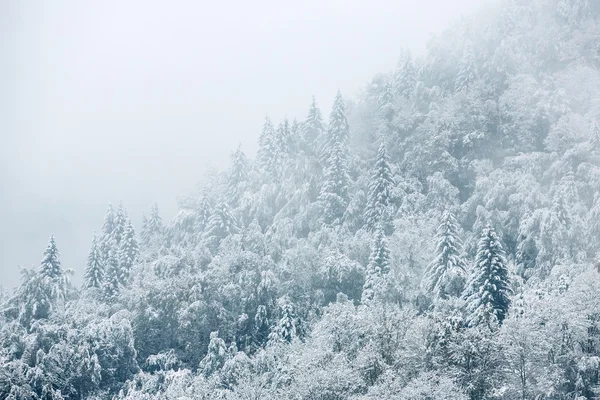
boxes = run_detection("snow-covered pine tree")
[361,225,391,304]
[303,95,325,155]
[118,219,139,286]
[203,202,240,251]
[364,141,394,234]
[103,248,121,300]
[268,298,297,344]
[39,235,62,280]
[142,203,164,248]
[422,210,467,301]
[455,42,478,92]
[257,116,283,178]
[378,79,395,121]
[321,90,350,163]
[83,233,104,290]
[394,49,416,97]
[99,203,116,264]
[112,202,128,246]
[463,224,512,328]
[227,144,249,207]
[319,140,350,226]
[199,331,227,377]
[195,196,212,236]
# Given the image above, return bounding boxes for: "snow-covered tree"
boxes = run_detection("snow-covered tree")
[142,203,164,248]
[303,95,325,155]
[203,202,240,251]
[362,226,391,304]
[463,224,512,328]
[268,298,297,344]
[227,144,249,207]
[199,331,227,377]
[421,210,467,301]
[118,219,139,285]
[394,48,416,97]
[195,196,212,234]
[39,235,62,280]
[364,141,394,234]
[322,90,350,162]
[83,233,104,290]
[319,141,350,226]
[455,43,478,92]
[257,116,283,178]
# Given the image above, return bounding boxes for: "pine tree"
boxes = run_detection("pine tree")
[195,196,212,235]
[422,210,467,301]
[257,116,283,178]
[322,90,350,163]
[319,141,350,225]
[463,225,512,328]
[378,79,395,121]
[112,202,128,247]
[199,331,228,377]
[203,202,240,251]
[361,226,391,304]
[118,219,139,286]
[268,299,297,344]
[303,96,325,155]
[455,43,478,92]
[364,141,395,234]
[99,203,116,264]
[39,235,62,280]
[394,49,416,97]
[103,248,121,300]
[227,144,249,207]
[142,203,164,247]
[83,233,104,289]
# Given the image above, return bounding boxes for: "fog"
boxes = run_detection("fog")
[1,0,483,289]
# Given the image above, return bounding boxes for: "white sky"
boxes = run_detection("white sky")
[0,0,486,289]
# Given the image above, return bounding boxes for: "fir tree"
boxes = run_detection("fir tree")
[195,196,212,235]
[361,226,391,304]
[112,202,128,247]
[378,79,395,121]
[589,120,600,152]
[268,299,297,344]
[422,210,467,301]
[463,225,512,328]
[103,248,121,300]
[455,43,478,92]
[142,203,164,247]
[199,331,228,377]
[118,219,139,286]
[322,90,350,163]
[83,233,104,290]
[364,141,395,234]
[319,141,350,225]
[257,116,282,178]
[303,95,325,155]
[99,203,116,264]
[39,235,62,280]
[394,49,416,97]
[203,202,240,251]
[227,144,249,207]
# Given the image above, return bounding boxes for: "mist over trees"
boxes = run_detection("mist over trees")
[2,0,600,398]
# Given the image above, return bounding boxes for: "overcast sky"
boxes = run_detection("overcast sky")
[0,0,485,289]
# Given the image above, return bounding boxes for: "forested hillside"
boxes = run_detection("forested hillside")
[2,0,600,398]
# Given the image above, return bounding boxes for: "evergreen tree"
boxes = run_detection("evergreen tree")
[203,202,240,251]
[303,95,325,155]
[364,141,395,234]
[322,90,350,163]
[268,298,297,344]
[455,43,478,92]
[227,144,249,207]
[257,116,282,178]
[378,79,395,121]
[394,49,416,97]
[199,331,227,377]
[112,202,128,247]
[99,203,116,264]
[142,203,164,247]
[361,226,391,304]
[103,248,121,300]
[195,196,212,235]
[422,210,467,301]
[39,235,62,280]
[318,141,350,225]
[118,219,139,286]
[463,225,512,328]
[589,120,600,152]
[83,233,104,290]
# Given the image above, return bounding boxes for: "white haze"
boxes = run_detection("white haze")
[0,0,486,288]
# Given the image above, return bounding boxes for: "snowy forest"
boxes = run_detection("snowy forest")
[2,0,600,398]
